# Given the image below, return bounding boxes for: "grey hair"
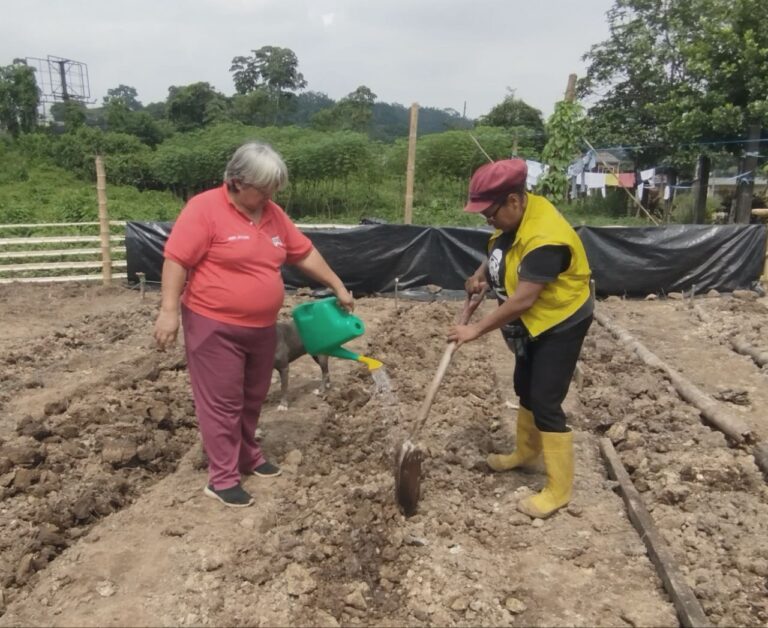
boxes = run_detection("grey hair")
[223,142,288,191]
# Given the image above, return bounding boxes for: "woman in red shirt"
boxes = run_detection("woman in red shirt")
[153,141,353,508]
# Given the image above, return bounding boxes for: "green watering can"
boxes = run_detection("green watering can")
[292,297,383,371]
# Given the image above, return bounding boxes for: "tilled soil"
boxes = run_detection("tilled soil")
[585,295,768,626]
[0,284,198,599]
[0,284,766,626]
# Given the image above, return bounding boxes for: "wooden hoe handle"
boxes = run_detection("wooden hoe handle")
[412,290,486,434]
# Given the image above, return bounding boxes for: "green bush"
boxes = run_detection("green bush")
[1,124,650,227]
[670,191,720,223]
[567,189,629,218]
[382,127,537,181]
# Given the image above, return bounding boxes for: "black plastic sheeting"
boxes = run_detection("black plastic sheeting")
[126,221,766,297]
[578,224,766,296]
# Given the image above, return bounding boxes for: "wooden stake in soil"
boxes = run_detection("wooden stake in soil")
[594,309,752,443]
[404,103,419,225]
[136,272,146,300]
[600,438,712,628]
[95,155,112,286]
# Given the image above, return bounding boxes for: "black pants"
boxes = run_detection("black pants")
[512,315,592,433]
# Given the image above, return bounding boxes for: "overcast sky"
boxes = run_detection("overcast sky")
[2,0,615,119]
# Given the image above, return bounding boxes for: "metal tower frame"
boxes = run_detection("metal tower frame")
[25,55,93,104]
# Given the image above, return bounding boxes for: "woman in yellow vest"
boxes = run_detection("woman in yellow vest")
[448,159,593,519]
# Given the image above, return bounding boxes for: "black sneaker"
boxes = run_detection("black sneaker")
[252,461,282,478]
[203,483,254,508]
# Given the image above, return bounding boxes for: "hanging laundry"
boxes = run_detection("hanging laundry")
[566,151,597,177]
[663,186,671,200]
[636,182,644,200]
[584,172,607,197]
[605,173,619,186]
[525,160,548,189]
[618,173,636,188]
[566,161,581,178]
[640,168,655,182]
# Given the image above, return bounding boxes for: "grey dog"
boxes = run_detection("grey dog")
[273,320,330,410]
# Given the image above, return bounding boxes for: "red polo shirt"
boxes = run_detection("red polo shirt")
[164,184,313,327]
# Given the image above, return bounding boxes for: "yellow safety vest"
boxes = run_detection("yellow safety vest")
[488,193,591,337]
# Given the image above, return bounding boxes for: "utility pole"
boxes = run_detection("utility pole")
[565,73,577,102]
[404,103,419,225]
[735,123,761,224]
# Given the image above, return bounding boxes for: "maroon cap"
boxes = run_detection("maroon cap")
[463,159,528,213]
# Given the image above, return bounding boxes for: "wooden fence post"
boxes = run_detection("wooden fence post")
[735,123,761,224]
[404,102,419,224]
[692,154,711,224]
[95,155,112,286]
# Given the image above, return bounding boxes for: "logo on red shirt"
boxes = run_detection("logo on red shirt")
[271,235,285,248]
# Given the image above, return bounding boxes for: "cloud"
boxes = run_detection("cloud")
[0,0,614,118]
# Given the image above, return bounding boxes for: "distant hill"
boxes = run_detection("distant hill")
[370,102,473,141]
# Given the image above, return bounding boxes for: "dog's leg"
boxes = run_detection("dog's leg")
[313,355,331,393]
[278,366,289,411]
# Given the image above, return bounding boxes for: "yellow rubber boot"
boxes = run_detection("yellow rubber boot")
[486,406,542,472]
[517,430,573,519]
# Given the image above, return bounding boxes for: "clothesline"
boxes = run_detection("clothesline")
[594,137,768,151]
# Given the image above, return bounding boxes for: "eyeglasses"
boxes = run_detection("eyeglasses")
[481,200,504,220]
[241,183,274,197]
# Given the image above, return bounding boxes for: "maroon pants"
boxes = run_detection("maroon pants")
[182,305,277,490]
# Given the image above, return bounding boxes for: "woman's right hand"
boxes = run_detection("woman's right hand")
[465,273,488,295]
[154,310,180,350]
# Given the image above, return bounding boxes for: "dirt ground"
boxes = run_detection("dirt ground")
[0,283,767,627]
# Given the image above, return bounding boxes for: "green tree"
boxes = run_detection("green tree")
[479,91,545,131]
[143,101,167,120]
[230,88,273,126]
[166,82,229,131]
[286,90,335,126]
[104,100,171,146]
[537,100,585,202]
[478,91,546,153]
[103,84,142,111]
[0,61,39,137]
[311,85,377,133]
[671,0,768,137]
[50,100,87,131]
[340,85,377,131]
[230,46,307,123]
[580,0,768,169]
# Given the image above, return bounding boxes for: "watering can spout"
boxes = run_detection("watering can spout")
[292,297,384,371]
[326,346,360,361]
[326,347,384,370]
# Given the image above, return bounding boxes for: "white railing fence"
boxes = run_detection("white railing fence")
[0,156,127,285]
[0,221,127,284]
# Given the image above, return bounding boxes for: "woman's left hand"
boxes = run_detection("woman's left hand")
[335,286,355,312]
[447,323,482,347]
